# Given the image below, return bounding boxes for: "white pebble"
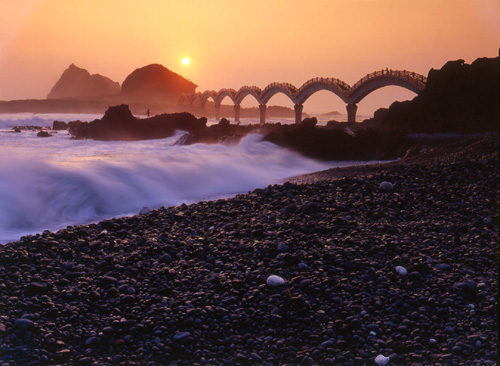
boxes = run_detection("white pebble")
[369,331,377,336]
[208,226,215,231]
[429,338,437,344]
[375,354,390,365]
[395,266,407,276]
[100,229,108,234]
[379,181,393,191]
[267,275,286,286]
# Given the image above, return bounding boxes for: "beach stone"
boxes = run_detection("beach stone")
[158,254,172,264]
[267,275,286,286]
[375,354,390,365]
[277,242,287,252]
[25,281,51,296]
[435,263,452,271]
[173,332,193,343]
[85,337,100,346]
[395,266,407,276]
[298,262,309,270]
[15,318,34,330]
[250,353,263,362]
[379,181,393,191]
[408,271,422,281]
[139,207,151,215]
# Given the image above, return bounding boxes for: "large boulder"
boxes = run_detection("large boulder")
[47,64,120,99]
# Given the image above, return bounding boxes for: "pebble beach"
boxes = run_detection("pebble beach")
[0,133,498,365]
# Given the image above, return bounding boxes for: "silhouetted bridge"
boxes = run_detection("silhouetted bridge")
[180,69,426,123]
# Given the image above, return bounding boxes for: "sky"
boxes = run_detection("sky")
[0,0,498,116]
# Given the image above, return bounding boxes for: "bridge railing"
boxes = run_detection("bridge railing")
[351,69,427,90]
[298,77,350,93]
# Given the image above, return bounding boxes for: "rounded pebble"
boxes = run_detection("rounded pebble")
[267,275,286,286]
[379,181,393,191]
[395,266,407,276]
[375,354,390,365]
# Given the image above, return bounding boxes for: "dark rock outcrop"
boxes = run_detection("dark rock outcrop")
[177,118,254,145]
[69,105,206,141]
[179,117,410,161]
[261,121,410,160]
[37,131,52,138]
[52,121,68,130]
[121,64,197,103]
[363,57,500,133]
[47,64,120,99]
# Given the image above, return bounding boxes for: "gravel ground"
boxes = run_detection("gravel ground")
[0,134,498,366]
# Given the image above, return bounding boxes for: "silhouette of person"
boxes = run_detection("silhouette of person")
[146,109,150,118]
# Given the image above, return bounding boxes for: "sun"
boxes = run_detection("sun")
[182,57,190,66]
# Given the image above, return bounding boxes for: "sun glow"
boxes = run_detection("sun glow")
[182,58,190,66]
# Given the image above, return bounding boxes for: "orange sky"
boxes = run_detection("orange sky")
[0,0,498,115]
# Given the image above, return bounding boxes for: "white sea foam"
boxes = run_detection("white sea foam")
[0,114,336,243]
[0,113,373,243]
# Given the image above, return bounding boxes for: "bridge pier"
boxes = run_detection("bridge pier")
[234,104,240,122]
[294,104,303,124]
[346,103,358,123]
[259,104,267,125]
[215,104,221,121]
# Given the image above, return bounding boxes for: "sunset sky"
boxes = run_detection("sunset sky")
[0,0,498,115]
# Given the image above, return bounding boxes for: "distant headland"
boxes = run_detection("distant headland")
[0,64,304,118]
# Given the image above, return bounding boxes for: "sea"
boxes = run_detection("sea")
[0,112,362,244]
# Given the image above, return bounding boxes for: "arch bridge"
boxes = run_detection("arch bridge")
[179,69,426,124]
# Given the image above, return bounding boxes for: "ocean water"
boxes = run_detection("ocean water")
[0,113,359,244]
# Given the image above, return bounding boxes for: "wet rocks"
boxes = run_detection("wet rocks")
[69,104,207,141]
[0,134,497,365]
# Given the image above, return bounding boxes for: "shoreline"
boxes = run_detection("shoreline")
[0,133,498,365]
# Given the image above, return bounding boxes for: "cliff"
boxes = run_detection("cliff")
[121,64,197,103]
[47,64,121,99]
[362,57,500,134]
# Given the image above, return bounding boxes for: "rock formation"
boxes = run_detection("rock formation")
[363,57,500,133]
[69,104,206,141]
[47,64,121,99]
[67,105,410,160]
[121,64,197,103]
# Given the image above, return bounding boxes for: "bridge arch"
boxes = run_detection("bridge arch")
[215,88,237,105]
[200,90,218,105]
[260,83,297,105]
[234,86,262,105]
[294,77,350,105]
[347,70,426,104]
